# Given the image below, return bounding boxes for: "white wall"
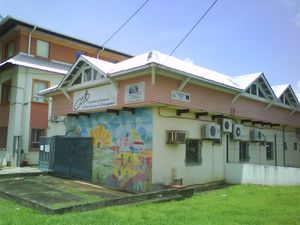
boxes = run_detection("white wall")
[226,163,300,185]
[228,125,300,168]
[1,67,64,165]
[152,107,225,186]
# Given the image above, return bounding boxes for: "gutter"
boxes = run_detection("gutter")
[27,25,36,55]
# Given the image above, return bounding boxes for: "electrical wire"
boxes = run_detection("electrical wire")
[101,0,151,51]
[163,0,219,64]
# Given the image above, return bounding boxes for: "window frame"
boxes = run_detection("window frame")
[0,127,8,149]
[5,41,14,58]
[266,142,274,161]
[239,141,250,162]
[36,40,50,58]
[31,79,49,103]
[1,80,12,104]
[30,128,46,150]
[71,66,105,86]
[185,138,202,166]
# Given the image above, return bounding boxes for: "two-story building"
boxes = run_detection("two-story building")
[0,16,131,166]
[40,50,300,192]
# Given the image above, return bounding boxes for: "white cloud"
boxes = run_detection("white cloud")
[183,57,194,64]
[276,0,299,9]
[292,13,300,28]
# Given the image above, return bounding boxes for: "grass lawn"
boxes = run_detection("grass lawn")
[0,185,299,225]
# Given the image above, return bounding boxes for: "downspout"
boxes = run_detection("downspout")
[283,125,286,167]
[27,26,36,55]
[96,47,104,59]
[0,41,2,62]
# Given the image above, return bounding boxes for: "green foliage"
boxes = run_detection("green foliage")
[0,185,300,225]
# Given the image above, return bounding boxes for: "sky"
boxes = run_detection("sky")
[1,0,300,97]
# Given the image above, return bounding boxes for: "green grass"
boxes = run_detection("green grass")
[0,185,300,225]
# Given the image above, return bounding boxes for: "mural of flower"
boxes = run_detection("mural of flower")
[90,124,112,147]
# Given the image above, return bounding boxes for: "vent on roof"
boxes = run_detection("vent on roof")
[147,51,153,61]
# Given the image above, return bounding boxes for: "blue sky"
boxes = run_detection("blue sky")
[1,0,300,96]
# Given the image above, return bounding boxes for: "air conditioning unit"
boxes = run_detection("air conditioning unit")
[232,124,243,141]
[250,129,264,142]
[166,130,187,144]
[202,124,221,140]
[219,118,232,133]
[50,115,65,122]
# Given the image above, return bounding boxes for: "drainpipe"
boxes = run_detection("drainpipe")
[27,26,36,55]
[96,47,104,59]
[283,126,286,167]
[0,41,2,62]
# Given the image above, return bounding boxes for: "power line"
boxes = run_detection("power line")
[101,0,151,51]
[164,0,219,63]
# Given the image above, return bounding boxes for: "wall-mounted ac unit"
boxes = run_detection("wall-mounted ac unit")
[232,124,243,141]
[202,124,221,140]
[219,118,232,133]
[50,115,65,122]
[250,129,264,142]
[166,130,187,144]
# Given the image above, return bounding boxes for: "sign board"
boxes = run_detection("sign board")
[171,90,191,102]
[125,82,145,103]
[73,85,117,111]
[45,145,50,153]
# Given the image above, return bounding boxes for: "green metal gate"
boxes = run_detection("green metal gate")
[39,136,93,180]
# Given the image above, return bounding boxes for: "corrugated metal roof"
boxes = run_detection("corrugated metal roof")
[108,50,239,88]
[40,50,299,108]
[0,53,70,74]
[81,55,114,74]
[271,84,289,98]
[230,72,262,90]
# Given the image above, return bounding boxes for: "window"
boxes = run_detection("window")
[31,128,46,149]
[186,139,202,165]
[294,143,298,151]
[32,80,48,103]
[1,80,11,103]
[266,142,274,160]
[5,41,14,58]
[246,83,266,99]
[0,127,8,148]
[36,40,49,58]
[251,84,257,95]
[72,67,105,86]
[239,141,250,162]
[83,68,92,82]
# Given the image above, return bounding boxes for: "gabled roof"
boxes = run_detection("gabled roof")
[0,53,70,74]
[272,84,299,106]
[39,50,299,111]
[230,72,262,90]
[272,84,290,98]
[230,72,277,100]
[59,55,114,89]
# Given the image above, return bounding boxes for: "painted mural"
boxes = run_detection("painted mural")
[65,107,152,192]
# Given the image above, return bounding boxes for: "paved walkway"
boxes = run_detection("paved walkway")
[0,166,42,175]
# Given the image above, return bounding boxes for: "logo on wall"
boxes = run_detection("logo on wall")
[125,82,145,103]
[171,90,191,102]
[73,85,117,111]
